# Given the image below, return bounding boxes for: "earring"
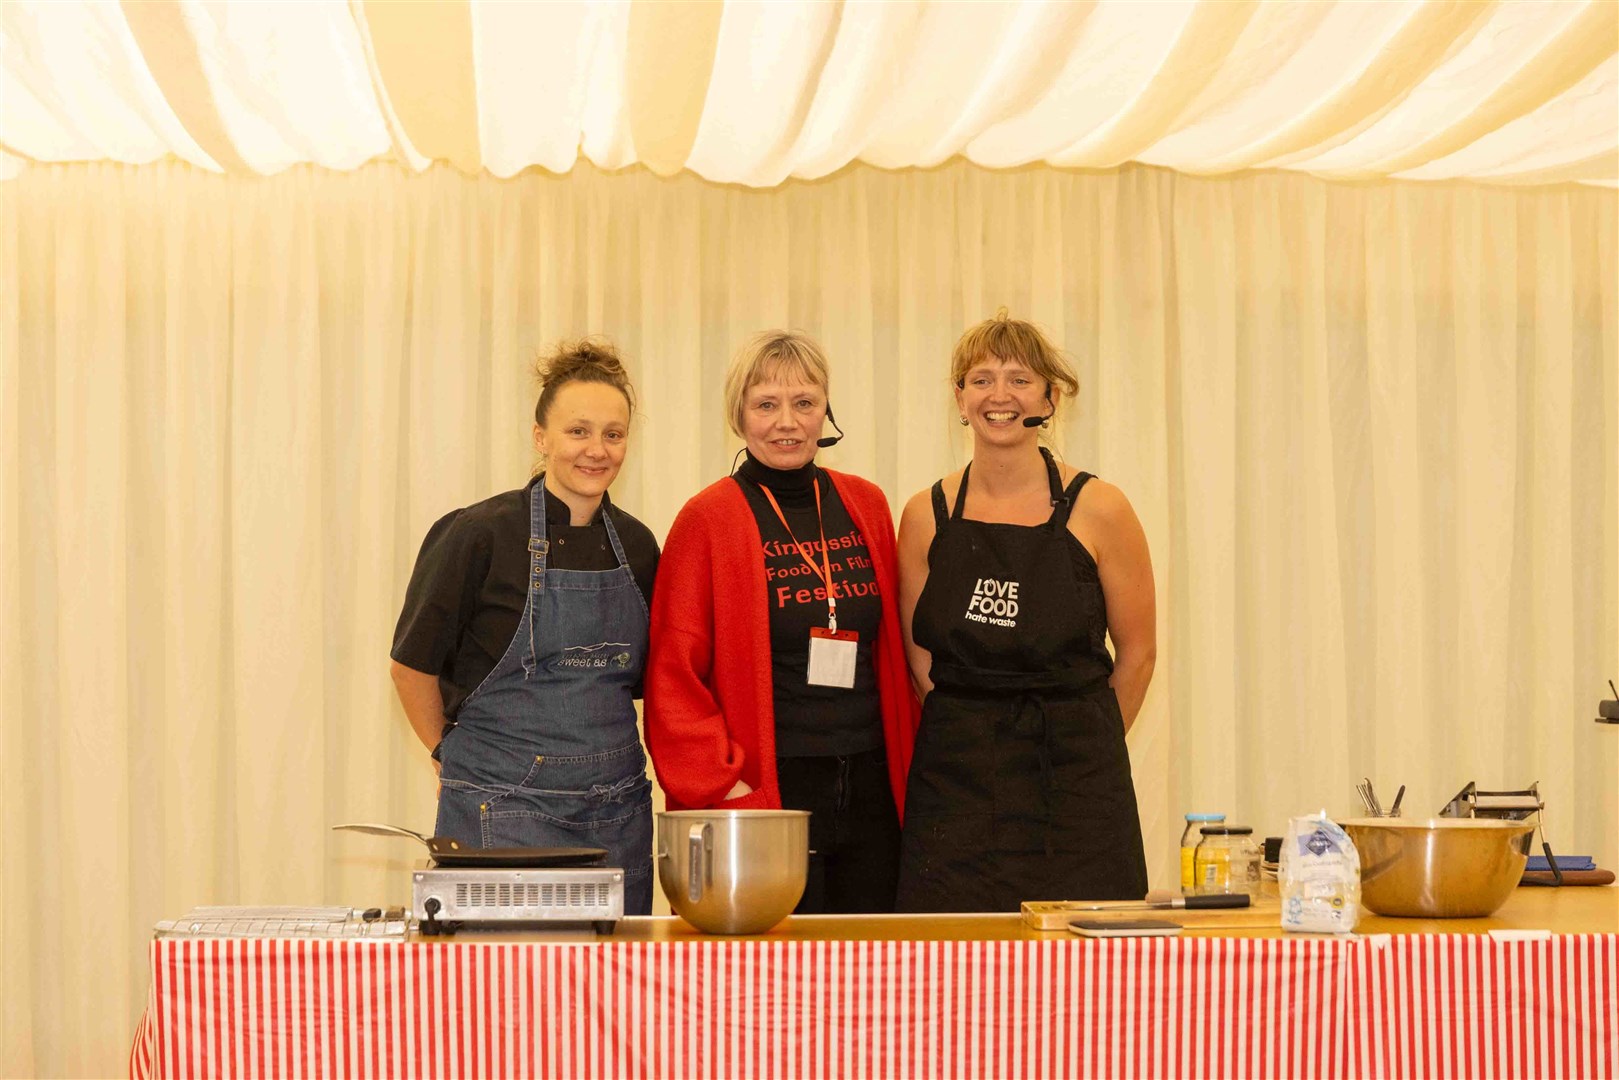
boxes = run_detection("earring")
[958,415,969,426]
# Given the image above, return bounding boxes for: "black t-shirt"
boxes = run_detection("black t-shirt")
[734,454,883,757]
[391,476,659,718]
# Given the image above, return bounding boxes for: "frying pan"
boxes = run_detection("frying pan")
[332,823,607,868]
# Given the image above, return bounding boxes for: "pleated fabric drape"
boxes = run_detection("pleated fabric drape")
[5,0,1615,186]
[1,159,1614,1077]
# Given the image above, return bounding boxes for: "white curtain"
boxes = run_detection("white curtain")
[2,159,1615,1077]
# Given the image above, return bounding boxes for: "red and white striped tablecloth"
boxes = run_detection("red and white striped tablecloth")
[129,933,1617,1079]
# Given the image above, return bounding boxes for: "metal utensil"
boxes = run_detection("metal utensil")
[1070,894,1251,912]
[1356,782,1378,816]
[1363,777,1383,817]
[1389,785,1406,817]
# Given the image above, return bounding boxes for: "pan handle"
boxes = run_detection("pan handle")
[687,823,712,904]
[331,823,432,848]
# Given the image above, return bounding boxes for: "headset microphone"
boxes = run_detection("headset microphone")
[1022,386,1055,428]
[817,402,845,448]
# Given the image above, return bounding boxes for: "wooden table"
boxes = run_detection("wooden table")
[609,882,1619,940]
[131,887,1617,1079]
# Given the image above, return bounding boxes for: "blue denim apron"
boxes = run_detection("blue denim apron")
[434,483,654,913]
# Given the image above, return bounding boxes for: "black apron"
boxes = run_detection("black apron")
[896,448,1148,912]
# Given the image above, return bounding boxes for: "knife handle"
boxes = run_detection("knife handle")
[1183,894,1251,909]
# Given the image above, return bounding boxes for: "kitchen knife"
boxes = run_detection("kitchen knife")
[1070,894,1252,912]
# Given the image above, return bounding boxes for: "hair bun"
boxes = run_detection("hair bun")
[532,337,637,425]
[537,338,628,387]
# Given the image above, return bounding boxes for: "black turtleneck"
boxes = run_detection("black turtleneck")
[737,452,820,504]
[733,452,884,757]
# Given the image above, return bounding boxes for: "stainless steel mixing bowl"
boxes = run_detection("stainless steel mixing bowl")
[1339,817,1535,918]
[656,810,810,934]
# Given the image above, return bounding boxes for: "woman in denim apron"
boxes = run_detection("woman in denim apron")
[391,342,659,913]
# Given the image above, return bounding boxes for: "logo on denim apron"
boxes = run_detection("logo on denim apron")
[558,642,634,669]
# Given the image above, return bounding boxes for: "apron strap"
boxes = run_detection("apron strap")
[526,482,552,676]
[949,465,971,522]
[599,495,630,568]
[1043,452,1094,533]
[952,451,1090,530]
[929,480,950,530]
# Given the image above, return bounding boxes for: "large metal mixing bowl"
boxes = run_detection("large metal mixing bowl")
[1339,817,1535,918]
[657,810,810,934]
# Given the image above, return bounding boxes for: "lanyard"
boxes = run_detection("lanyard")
[758,478,838,632]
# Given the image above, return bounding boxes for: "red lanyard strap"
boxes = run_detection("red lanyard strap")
[758,478,838,632]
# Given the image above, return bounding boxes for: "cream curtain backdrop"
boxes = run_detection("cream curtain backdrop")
[2,159,1616,1076]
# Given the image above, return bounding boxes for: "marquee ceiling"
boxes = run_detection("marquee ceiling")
[2,0,1615,186]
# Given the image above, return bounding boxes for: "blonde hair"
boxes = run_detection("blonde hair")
[951,309,1078,403]
[533,337,636,426]
[722,331,831,436]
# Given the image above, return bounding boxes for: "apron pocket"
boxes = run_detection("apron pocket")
[439,749,545,796]
[523,742,647,794]
[908,696,997,813]
[480,785,653,854]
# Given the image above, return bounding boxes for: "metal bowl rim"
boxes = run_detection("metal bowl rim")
[1334,816,1534,835]
[1337,817,1535,832]
[656,809,812,820]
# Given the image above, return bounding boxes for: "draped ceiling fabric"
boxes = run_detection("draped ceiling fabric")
[2,0,1617,186]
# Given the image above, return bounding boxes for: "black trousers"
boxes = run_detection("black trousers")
[775,747,901,914]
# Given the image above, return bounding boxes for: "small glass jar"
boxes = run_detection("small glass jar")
[1180,813,1226,893]
[1194,825,1261,896]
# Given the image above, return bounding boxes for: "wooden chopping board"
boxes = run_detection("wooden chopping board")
[1021,897,1283,932]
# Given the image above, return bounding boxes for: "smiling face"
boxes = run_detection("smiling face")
[741,376,827,470]
[532,380,631,506]
[955,356,1055,446]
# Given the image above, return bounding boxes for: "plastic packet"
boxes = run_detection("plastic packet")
[1279,813,1360,933]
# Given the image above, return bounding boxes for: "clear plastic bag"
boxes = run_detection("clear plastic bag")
[1279,813,1361,933]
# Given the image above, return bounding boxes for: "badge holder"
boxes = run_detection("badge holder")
[808,626,858,688]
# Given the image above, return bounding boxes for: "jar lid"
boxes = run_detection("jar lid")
[1199,825,1253,835]
[1184,813,1226,822]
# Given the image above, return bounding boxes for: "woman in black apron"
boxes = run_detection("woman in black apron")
[895,312,1156,911]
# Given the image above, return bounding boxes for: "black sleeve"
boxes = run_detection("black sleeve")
[390,509,492,676]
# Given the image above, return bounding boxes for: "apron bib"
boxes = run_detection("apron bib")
[433,483,654,914]
[896,449,1148,912]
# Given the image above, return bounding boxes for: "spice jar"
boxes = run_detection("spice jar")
[1194,825,1261,896]
[1180,813,1226,893]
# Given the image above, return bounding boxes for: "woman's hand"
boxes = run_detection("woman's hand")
[723,780,755,801]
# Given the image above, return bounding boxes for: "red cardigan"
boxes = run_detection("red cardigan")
[645,470,920,819]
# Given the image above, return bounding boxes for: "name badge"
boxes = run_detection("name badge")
[807,627,858,688]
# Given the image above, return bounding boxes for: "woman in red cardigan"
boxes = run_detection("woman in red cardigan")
[645,331,919,913]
